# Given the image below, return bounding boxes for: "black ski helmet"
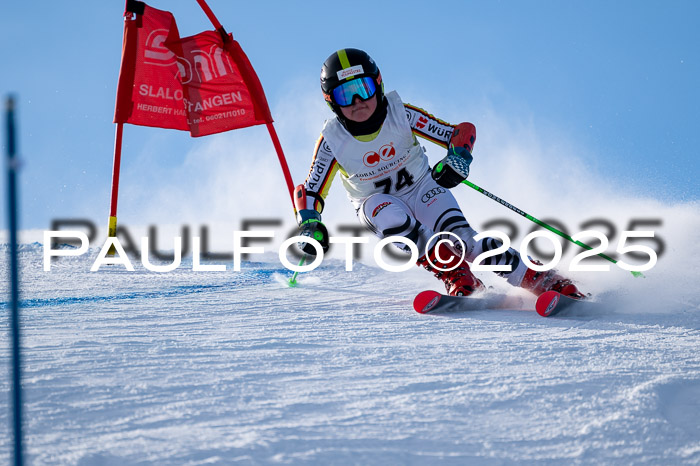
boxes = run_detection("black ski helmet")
[320,48,385,121]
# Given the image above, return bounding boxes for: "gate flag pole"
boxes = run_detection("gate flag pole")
[108,122,124,242]
[108,1,140,250]
[6,95,25,466]
[194,0,296,206]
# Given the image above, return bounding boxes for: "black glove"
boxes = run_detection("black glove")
[296,209,330,256]
[432,122,476,189]
[431,145,473,189]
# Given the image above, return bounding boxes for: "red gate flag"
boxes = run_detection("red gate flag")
[108,0,296,247]
[114,1,272,137]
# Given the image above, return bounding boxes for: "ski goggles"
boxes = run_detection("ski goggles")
[332,77,377,107]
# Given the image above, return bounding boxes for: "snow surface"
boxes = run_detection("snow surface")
[1,242,700,465]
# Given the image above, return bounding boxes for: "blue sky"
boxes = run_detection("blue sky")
[1,0,698,231]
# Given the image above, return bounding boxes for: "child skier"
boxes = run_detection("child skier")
[295,48,584,299]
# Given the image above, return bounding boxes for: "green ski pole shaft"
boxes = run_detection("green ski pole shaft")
[288,255,306,286]
[461,179,643,278]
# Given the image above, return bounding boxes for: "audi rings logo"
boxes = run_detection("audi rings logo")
[421,187,446,203]
[363,143,396,167]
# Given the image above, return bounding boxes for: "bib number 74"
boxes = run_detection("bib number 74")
[374,168,415,194]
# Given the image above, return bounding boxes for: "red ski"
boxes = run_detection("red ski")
[414,289,589,317]
[413,290,527,314]
[535,290,584,317]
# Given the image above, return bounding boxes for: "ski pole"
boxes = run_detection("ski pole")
[288,255,306,287]
[461,179,644,278]
[6,95,25,466]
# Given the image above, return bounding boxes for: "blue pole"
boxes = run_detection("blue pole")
[6,95,24,466]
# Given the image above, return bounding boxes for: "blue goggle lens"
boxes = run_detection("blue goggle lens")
[332,77,377,107]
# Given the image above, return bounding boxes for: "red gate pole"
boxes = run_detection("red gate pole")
[194,0,296,207]
[108,122,124,241]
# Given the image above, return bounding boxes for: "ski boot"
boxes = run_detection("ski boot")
[417,242,484,296]
[520,263,586,300]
